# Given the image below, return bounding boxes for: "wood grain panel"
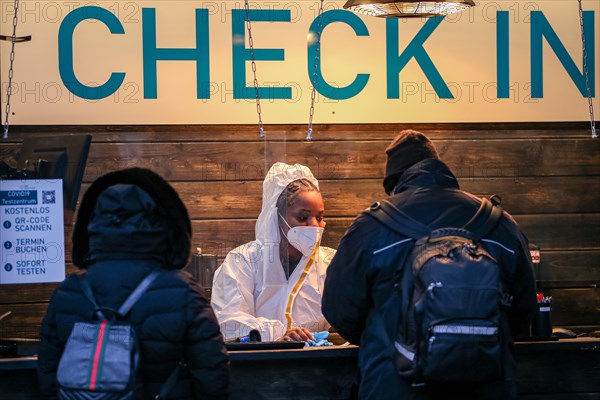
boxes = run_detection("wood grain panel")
[82,141,385,182]
[536,250,600,288]
[0,282,60,306]
[6,137,598,182]
[167,176,600,220]
[515,214,600,250]
[1,216,598,305]
[4,122,597,142]
[0,250,600,306]
[0,304,46,339]
[76,138,600,182]
[3,249,599,306]
[0,143,20,166]
[544,288,600,326]
[186,214,600,258]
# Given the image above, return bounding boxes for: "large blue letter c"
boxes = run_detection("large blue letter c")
[308,10,370,100]
[58,6,125,100]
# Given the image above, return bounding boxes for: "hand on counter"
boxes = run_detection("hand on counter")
[277,327,314,343]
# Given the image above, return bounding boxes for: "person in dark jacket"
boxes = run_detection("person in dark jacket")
[322,130,537,400]
[38,168,229,400]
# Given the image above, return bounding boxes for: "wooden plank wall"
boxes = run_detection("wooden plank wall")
[1,123,599,339]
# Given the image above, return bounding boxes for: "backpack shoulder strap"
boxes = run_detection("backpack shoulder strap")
[117,271,161,317]
[462,198,503,240]
[78,274,107,320]
[366,200,431,240]
[367,197,502,241]
[79,271,161,320]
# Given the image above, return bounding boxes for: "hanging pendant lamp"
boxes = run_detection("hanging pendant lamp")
[343,0,475,18]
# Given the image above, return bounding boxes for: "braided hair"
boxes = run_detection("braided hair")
[276,178,319,214]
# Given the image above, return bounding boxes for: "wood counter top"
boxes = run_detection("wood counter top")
[2,338,599,399]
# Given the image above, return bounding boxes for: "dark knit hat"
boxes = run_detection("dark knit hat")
[72,168,192,269]
[383,130,439,194]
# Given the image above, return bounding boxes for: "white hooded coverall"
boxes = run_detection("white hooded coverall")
[211,162,335,341]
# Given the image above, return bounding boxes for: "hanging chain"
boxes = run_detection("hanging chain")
[3,0,20,140]
[577,0,597,139]
[307,0,325,142]
[245,0,264,139]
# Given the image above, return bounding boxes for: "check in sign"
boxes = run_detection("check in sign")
[0,180,65,284]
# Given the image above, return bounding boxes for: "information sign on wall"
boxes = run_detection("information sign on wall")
[0,179,65,284]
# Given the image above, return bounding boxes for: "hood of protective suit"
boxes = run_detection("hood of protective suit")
[255,162,320,246]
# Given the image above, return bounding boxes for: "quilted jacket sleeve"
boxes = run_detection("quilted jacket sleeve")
[185,284,230,399]
[37,293,61,400]
[322,215,373,345]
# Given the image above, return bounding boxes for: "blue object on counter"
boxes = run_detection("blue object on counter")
[236,329,262,343]
[305,331,333,347]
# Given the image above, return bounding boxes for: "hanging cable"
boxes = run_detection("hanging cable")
[307,0,325,142]
[244,0,264,139]
[577,0,596,139]
[3,0,22,140]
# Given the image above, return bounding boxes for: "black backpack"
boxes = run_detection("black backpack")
[57,271,182,399]
[367,198,512,386]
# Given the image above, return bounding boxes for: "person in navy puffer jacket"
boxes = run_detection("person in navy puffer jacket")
[322,131,536,400]
[38,167,229,399]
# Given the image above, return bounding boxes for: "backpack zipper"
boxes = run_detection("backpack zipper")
[426,281,443,296]
[428,335,436,352]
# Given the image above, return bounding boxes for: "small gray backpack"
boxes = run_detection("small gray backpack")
[57,271,181,399]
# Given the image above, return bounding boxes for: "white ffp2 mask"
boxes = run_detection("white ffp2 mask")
[279,213,324,257]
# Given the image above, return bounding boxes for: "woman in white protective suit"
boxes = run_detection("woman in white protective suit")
[211,162,336,342]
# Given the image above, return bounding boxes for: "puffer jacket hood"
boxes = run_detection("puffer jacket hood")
[72,168,191,269]
[390,158,459,195]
